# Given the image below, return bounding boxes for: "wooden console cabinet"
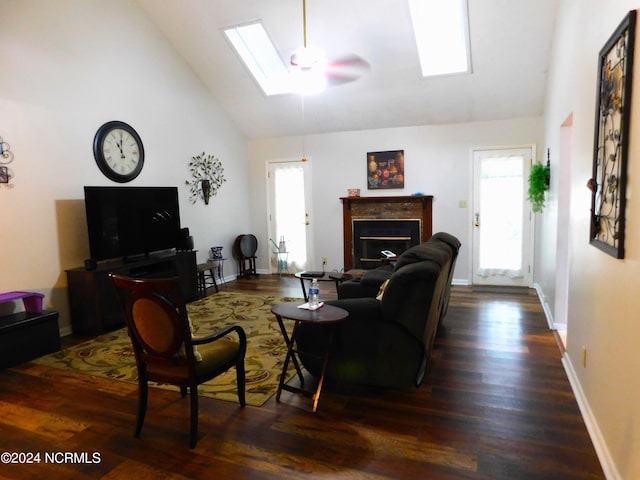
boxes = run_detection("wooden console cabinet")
[66,250,197,336]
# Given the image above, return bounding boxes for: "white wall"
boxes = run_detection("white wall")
[249,117,544,282]
[0,0,250,333]
[541,1,640,478]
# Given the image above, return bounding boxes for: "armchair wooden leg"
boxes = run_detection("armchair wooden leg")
[135,378,148,438]
[236,361,246,407]
[189,385,198,448]
[235,326,247,407]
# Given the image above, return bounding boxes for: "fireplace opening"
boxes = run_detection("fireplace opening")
[353,219,421,269]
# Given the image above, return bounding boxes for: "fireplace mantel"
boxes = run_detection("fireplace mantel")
[340,195,433,270]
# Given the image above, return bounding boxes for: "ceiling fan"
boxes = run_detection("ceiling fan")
[289,0,369,88]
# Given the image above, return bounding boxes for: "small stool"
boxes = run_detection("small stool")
[0,291,45,313]
[237,256,257,278]
[196,263,219,297]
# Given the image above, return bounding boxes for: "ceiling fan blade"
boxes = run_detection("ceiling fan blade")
[325,54,370,86]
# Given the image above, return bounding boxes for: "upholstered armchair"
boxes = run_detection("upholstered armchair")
[111,274,246,448]
[296,233,460,389]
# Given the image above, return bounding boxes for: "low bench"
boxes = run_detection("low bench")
[0,291,45,313]
[0,291,60,369]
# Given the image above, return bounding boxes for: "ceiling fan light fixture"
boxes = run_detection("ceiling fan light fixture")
[289,43,328,94]
[289,66,327,95]
[290,46,327,70]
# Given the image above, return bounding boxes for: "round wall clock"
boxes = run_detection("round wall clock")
[93,121,144,182]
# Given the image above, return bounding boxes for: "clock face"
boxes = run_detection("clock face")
[93,121,144,182]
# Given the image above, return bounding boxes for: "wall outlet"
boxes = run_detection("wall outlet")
[322,257,328,266]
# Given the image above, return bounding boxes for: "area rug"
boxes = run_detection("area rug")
[33,292,303,407]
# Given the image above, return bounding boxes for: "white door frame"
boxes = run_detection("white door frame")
[554,117,573,331]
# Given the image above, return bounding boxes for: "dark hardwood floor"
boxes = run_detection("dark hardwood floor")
[0,275,604,479]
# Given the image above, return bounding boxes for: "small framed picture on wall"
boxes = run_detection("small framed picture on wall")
[367,150,404,189]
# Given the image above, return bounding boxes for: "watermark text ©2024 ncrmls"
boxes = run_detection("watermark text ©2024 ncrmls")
[1,451,102,464]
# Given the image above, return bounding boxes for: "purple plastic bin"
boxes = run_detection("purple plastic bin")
[0,291,45,313]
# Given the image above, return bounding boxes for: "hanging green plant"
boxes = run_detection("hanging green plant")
[527,161,550,213]
[185,152,226,205]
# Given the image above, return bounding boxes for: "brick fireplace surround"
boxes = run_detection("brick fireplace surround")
[340,195,433,270]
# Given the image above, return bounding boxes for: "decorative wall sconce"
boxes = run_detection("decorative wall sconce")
[201,179,211,205]
[185,152,226,205]
[0,135,14,184]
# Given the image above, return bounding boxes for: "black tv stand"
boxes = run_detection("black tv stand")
[122,253,149,264]
[66,250,197,336]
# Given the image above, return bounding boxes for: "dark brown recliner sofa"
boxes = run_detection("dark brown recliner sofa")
[296,232,461,389]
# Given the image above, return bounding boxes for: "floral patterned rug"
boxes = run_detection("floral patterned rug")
[33,292,303,407]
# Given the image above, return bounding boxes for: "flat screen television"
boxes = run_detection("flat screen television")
[84,186,181,262]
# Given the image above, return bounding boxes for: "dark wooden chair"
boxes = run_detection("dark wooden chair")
[110,274,246,448]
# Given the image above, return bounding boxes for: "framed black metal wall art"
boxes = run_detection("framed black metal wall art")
[589,10,636,259]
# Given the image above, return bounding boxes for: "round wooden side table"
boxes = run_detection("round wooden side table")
[271,302,348,412]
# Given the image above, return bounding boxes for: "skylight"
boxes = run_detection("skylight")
[223,22,291,96]
[408,0,472,77]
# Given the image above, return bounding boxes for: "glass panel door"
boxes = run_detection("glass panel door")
[267,160,313,273]
[472,147,534,287]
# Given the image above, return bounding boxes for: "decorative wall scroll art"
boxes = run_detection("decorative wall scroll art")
[589,10,636,259]
[367,150,404,189]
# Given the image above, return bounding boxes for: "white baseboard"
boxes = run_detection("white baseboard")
[533,282,555,330]
[533,282,616,478]
[562,353,619,480]
[59,326,73,337]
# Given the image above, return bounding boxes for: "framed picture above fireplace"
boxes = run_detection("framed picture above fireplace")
[367,150,404,189]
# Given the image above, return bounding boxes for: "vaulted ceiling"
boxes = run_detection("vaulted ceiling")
[137,0,559,139]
